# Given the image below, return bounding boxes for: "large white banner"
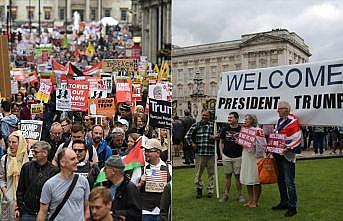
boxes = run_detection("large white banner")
[216,59,343,126]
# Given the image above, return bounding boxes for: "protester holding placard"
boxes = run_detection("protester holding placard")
[271,101,301,217]
[13,92,31,120]
[239,114,266,208]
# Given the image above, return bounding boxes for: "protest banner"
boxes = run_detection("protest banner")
[132,82,142,101]
[145,169,168,193]
[102,77,113,94]
[11,80,19,94]
[237,127,257,149]
[20,120,43,140]
[116,78,132,103]
[56,88,72,111]
[266,133,286,154]
[103,59,138,73]
[149,98,172,129]
[67,79,89,111]
[36,81,52,103]
[90,89,107,99]
[215,59,343,125]
[89,98,116,117]
[0,35,11,98]
[30,103,44,114]
[148,83,171,101]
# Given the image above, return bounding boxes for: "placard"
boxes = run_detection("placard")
[67,79,89,111]
[266,133,286,154]
[237,127,257,149]
[36,81,52,103]
[148,98,172,129]
[116,78,132,103]
[103,59,138,73]
[20,120,43,140]
[30,103,44,114]
[89,98,116,117]
[132,82,142,101]
[145,169,168,193]
[11,80,19,94]
[56,88,71,111]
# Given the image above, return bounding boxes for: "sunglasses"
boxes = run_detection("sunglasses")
[73,149,86,153]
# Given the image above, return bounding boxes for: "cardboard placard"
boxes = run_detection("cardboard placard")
[89,98,116,117]
[103,59,138,73]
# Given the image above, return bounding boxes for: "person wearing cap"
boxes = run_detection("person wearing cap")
[117,119,129,133]
[115,103,132,128]
[103,155,142,221]
[137,138,172,221]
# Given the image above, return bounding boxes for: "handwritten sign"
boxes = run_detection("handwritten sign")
[103,59,138,73]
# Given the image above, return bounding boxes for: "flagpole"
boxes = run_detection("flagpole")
[214,122,219,199]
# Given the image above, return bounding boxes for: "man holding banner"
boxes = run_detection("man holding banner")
[271,101,301,217]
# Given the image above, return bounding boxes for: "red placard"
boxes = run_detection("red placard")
[67,79,89,111]
[116,78,132,103]
[266,133,286,154]
[237,127,257,149]
[132,82,142,101]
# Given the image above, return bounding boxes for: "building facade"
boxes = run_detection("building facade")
[131,0,171,65]
[0,0,131,27]
[172,29,311,119]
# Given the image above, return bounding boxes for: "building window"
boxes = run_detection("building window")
[0,6,5,21]
[211,66,217,74]
[44,7,52,20]
[104,8,111,17]
[235,63,241,70]
[90,8,96,21]
[27,6,34,20]
[59,8,65,20]
[248,61,256,69]
[188,68,194,79]
[259,59,267,68]
[120,8,127,21]
[222,64,229,72]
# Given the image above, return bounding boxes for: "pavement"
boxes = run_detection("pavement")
[172,149,343,169]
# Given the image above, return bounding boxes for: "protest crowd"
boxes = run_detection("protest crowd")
[0,20,172,221]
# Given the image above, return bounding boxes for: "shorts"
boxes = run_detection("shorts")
[222,154,242,175]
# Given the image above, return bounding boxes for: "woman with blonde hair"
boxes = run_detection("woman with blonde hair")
[0,130,29,219]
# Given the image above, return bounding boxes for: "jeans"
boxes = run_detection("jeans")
[21,213,37,221]
[313,134,324,154]
[273,154,297,208]
[142,214,160,221]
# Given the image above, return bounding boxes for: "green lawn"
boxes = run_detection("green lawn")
[172,158,343,221]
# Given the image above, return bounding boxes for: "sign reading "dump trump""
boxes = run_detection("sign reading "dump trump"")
[216,59,343,126]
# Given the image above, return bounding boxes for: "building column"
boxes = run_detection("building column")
[149,6,158,64]
[67,0,72,23]
[98,0,101,20]
[85,0,90,22]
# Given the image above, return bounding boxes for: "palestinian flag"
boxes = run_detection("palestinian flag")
[123,136,145,171]
[93,137,145,186]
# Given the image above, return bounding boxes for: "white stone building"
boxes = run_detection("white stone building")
[172,29,311,119]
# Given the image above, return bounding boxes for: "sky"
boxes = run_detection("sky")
[172,0,343,62]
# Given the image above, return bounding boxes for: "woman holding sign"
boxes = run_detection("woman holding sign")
[239,114,266,208]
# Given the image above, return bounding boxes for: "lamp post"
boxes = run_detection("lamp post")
[191,72,204,120]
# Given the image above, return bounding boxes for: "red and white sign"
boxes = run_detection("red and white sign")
[132,82,142,101]
[266,133,286,154]
[67,79,89,111]
[116,78,132,103]
[237,127,257,149]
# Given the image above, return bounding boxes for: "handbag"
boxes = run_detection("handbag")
[49,174,79,221]
[257,156,278,184]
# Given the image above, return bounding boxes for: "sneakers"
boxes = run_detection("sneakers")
[219,195,228,203]
[238,195,245,202]
[284,208,297,217]
[272,204,289,210]
[196,188,202,199]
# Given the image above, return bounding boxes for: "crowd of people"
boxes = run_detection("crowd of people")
[0,90,172,220]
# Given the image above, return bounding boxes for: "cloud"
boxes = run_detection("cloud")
[172,0,343,61]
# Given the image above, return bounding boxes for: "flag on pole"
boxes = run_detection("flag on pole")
[123,137,145,171]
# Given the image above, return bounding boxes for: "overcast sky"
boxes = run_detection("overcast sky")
[172,0,343,62]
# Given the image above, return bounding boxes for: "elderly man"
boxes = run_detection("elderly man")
[103,155,142,221]
[46,122,65,162]
[110,127,127,156]
[272,101,301,217]
[137,138,172,221]
[37,148,90,221]
[17,141,59,220]
[185,110,215,199]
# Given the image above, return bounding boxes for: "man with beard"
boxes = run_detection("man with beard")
[60,118,72,141]
[87,125,112,168]
[109,127,127,156]
[46,122,65,162]
[73,140,100,189]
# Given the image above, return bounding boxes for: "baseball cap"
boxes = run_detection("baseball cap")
[143,138,162,151]
[118,119,129,127]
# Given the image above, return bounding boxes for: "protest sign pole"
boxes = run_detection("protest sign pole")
[214,122,219,199]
